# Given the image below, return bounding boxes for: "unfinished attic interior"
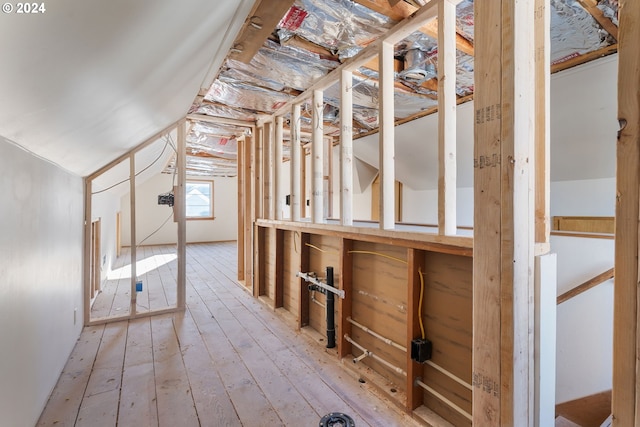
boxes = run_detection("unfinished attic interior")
[2,0,639,426]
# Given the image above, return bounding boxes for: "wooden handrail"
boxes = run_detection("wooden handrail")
[557,268,614,305]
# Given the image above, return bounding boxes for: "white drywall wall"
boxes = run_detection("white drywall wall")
[401,186,474,227]
[551,178,615,216]
[0,137,84,426]
[120,172,238,246]
[91,191,121,283]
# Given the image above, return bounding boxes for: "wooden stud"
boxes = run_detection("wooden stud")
[83,179,92,325]
[177,120,187,310]
[255,226,265,298]
[379,42,395,230]
[256,126,264,220]
[127,153,138,317]
[238,137,246,281]
[473,0,536,425]
[534,0,550,248]
[299,233,311,329]
[437,0,457,236]
[275,229,285,308]
[312,90,325,224]
[264,122,274,220]
[613,1,640,425]
[340,70,354,226]
[324,137,333,219]
[338,239,353,358]
[245,134,255,289]
[291,104,302,222]
[275,116,284,220]
[406,248,426,411]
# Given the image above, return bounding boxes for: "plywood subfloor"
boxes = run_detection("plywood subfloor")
[39,241,417,427]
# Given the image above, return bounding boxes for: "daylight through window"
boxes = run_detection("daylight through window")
[186,181,213,219]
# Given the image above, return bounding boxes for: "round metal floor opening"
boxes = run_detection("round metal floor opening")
[319,412,355,427]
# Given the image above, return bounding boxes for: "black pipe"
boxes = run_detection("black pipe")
[326,266,336,349]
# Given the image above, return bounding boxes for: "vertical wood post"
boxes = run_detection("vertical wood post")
[129,153,137,316]
[275,116,284,220]
[340,70,354,226]
[274,229,284,309]
[534,0,550,248]
[256,126,264,220]
[237,137,245,281]
[263,122,273,220]
[291,104,302,221]
[613,1,640,425]
[473,1,536,425]
[407,248,426,411]
[312,90,325,223]
[245,133,254,289]
[379,41,395,230]
[299,233,311,329]
[438,0,457,236]
[338,239,353,358]
[83,178,92,325]
[176,119,187,310]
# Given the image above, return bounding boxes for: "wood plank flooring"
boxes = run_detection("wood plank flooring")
[39,242,418,426]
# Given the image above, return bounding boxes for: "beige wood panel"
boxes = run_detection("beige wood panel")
[282,230,301,317]
[350,241,408,391]
[553,216,615,234]
[307,234,341,337]
[263,226,277,301]
[421,252,473,427]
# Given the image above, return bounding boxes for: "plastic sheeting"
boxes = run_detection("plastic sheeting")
[277,0,394,60]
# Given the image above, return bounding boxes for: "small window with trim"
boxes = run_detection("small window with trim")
[186,180,214,220]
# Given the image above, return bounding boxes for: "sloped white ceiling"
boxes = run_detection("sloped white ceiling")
[0,0,254,177]
[354,54,618,190]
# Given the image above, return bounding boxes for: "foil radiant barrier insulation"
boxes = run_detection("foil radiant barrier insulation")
[277,0,394,60]
[597,0,618,26]
[187,136,238,160]
[205,79,291,114]
[190,121,242,139]
[456,0,474,42]
[550,0,614,65]
[192,103,256,122]
[222,39,338,93]
[186,156,237,176]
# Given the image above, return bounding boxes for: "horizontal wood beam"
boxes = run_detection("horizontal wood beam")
[229,0,296,63]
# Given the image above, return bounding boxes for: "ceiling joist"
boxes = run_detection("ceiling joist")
[229,0,296,64]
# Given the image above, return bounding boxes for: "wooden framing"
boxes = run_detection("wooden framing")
[263,121,274,220]
[534,0,551,248]
[176,120,187,310]
[437,0,458,236]
[244,133,254,290]
[237,137,246,281]
[613,1,640,425]
[291,104,302,221]
[275,116,284,220]
[340,70,354,226]
[379,41,395,230]
[473,1,537,426]
[312,90,324,223]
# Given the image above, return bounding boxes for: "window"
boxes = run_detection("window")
[186,181,214,219]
